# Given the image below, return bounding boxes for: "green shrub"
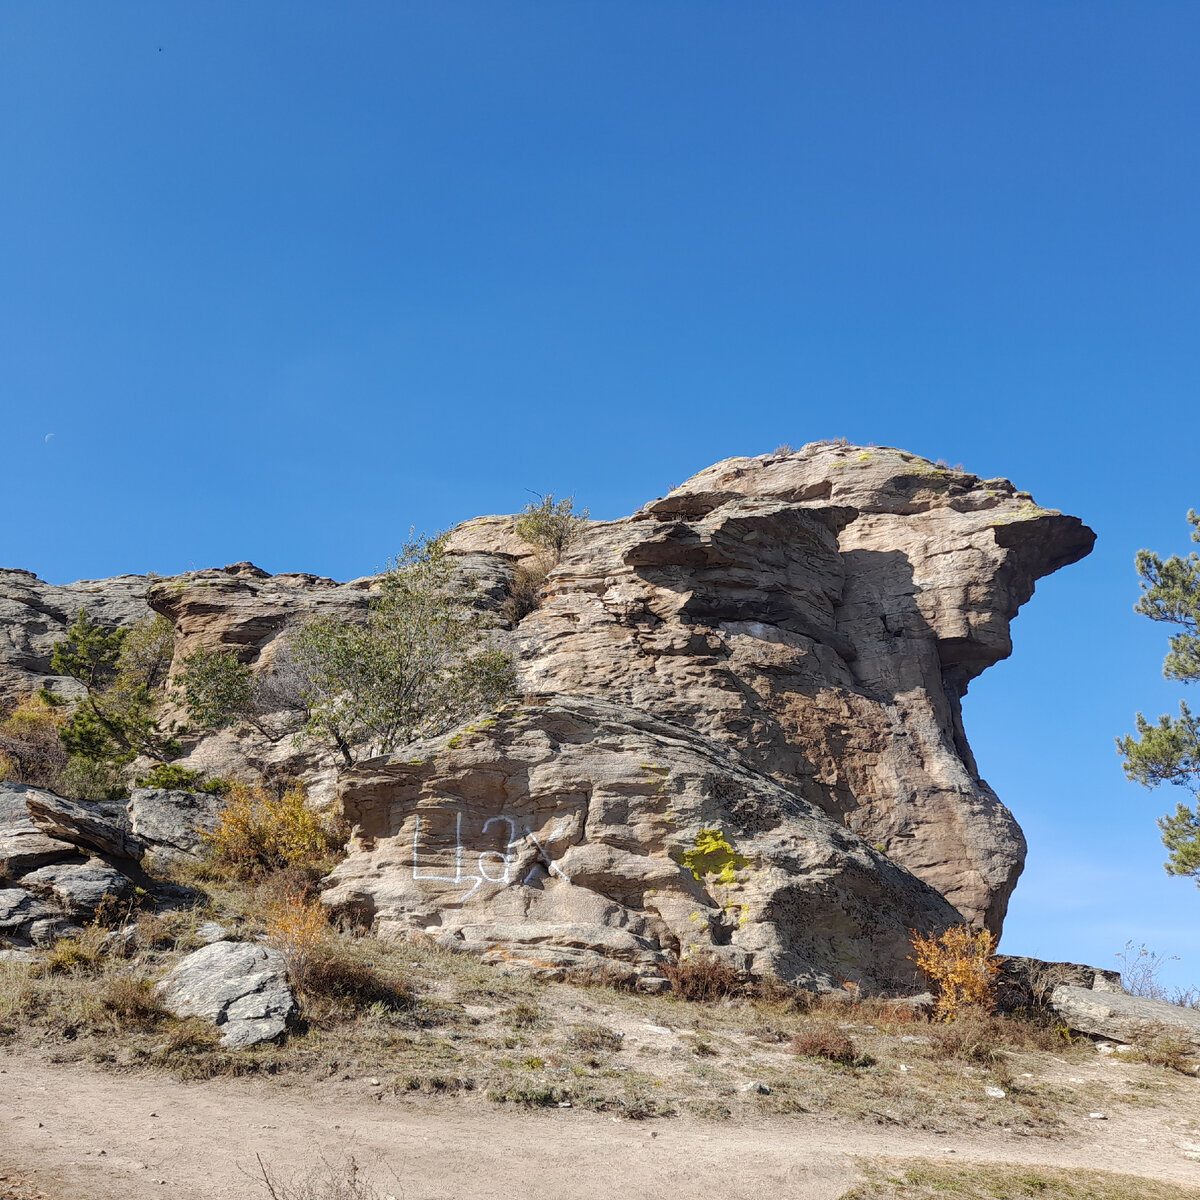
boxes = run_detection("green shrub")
[134,762,229,794]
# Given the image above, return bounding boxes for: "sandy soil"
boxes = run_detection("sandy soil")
[1,1051,1199,1200]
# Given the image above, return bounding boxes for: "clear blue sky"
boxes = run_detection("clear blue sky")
[4,3,1198,989]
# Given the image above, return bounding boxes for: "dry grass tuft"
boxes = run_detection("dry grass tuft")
[569,1022,624,1053]
[844,1158,1200,1199]
[663,953,741,1002]
[266,892,410,1017]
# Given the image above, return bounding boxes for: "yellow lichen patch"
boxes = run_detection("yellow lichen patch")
[680,829,749,886]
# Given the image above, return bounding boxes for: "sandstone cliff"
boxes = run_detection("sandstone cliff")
[0,443,1094,988]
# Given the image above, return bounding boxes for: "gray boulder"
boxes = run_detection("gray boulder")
[20,859,135,916]
[0,886,62,941]
[158,941,297,1048]
[24,789,142,860]
[127,788,223,860]
[1050,984,1200,1051]
[0,784,76,879]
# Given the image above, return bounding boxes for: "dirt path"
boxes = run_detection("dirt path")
[1,1052,1198,1200]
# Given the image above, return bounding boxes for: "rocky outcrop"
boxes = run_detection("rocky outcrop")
[157,941,296,1048]
[508,445,1094,930]
[323,694,963,992]
[0,785,77,878]
[127,787,224,861]
[0,784,148,943]
[2,443,1095,988]
[1050,985,1200,1051]
[0,569,153,704]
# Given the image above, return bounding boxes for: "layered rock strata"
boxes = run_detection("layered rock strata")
[506,444,1094,930]
[322,694,963,992]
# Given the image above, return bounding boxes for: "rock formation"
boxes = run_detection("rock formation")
[0,443,1095,991]
[321,694,964,992]
[503,444,1094,931]
[328,444,1093,987]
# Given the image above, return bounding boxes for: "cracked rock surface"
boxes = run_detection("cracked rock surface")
[158,941,296,1048]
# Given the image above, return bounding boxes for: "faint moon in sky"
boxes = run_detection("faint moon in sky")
[44,433,54,443]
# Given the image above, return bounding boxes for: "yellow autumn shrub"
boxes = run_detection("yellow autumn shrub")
[910,925,1002,1020]
[202,781,344,877]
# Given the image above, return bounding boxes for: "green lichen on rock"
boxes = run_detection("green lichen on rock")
[679,829,749,886]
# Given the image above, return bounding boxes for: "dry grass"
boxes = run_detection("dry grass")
[2,858,1197,1134]
[662,953,742,1002]
[843,1158,1200,1199]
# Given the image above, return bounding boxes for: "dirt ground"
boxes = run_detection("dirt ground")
[2,1050,1198,1200]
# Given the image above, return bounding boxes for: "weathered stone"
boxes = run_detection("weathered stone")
[127,788,223,860]
[157,941,296,1048]
[194,921,231,945]
[0,569,153,705]
[996,956,1125,1010]
[0,783,76,879]
[323,694,963,993]
[1050,984,1200,1050]
[24,789,142,860]
[20,859,135,916]
[507,444,1093,930]
[0,887,61,941]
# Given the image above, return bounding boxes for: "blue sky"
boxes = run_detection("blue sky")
[3,2,1198,989]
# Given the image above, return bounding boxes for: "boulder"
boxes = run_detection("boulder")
[996,956,1125,1009]
[127,788,224,860]
[0,886,62,942]
[157,941,296,1048]
[506,444,1094,931]
[0,784,76,879]
[19,859,135,916]
[323,693,963,992]
[1050,984,1200,1050]
[23,789,142,861]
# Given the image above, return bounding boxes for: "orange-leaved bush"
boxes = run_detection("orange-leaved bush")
[202,781,345,877]
[910,925,1002,1020]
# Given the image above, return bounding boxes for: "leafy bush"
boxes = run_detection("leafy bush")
[134,762,228,794]
[202,781,345,877]
[910,925,1001,1020]
[49,611,179,796]
[663,952,742,1002]
[181,537,517,767]
[0,691,68,789]
[175,646,254,731]
[513,493,588,558]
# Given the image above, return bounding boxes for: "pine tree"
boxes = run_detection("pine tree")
[1118,510,1200,883]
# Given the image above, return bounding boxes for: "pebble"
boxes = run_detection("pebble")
[984,1086,1006,1099]
[1089,1112,1108,1120]
[643,1024,673,1035]
[740,1081,771,1095]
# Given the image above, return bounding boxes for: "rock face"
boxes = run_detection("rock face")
[0,784,147,944]
[0,784,76,878]
[2,444,1096,989]
[1050,984,1200,1051]
[127,788,224,861]
[510,445,1094,931]
[323,694,964,992]
[157,941,297,1048]
[0,569,153,705]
